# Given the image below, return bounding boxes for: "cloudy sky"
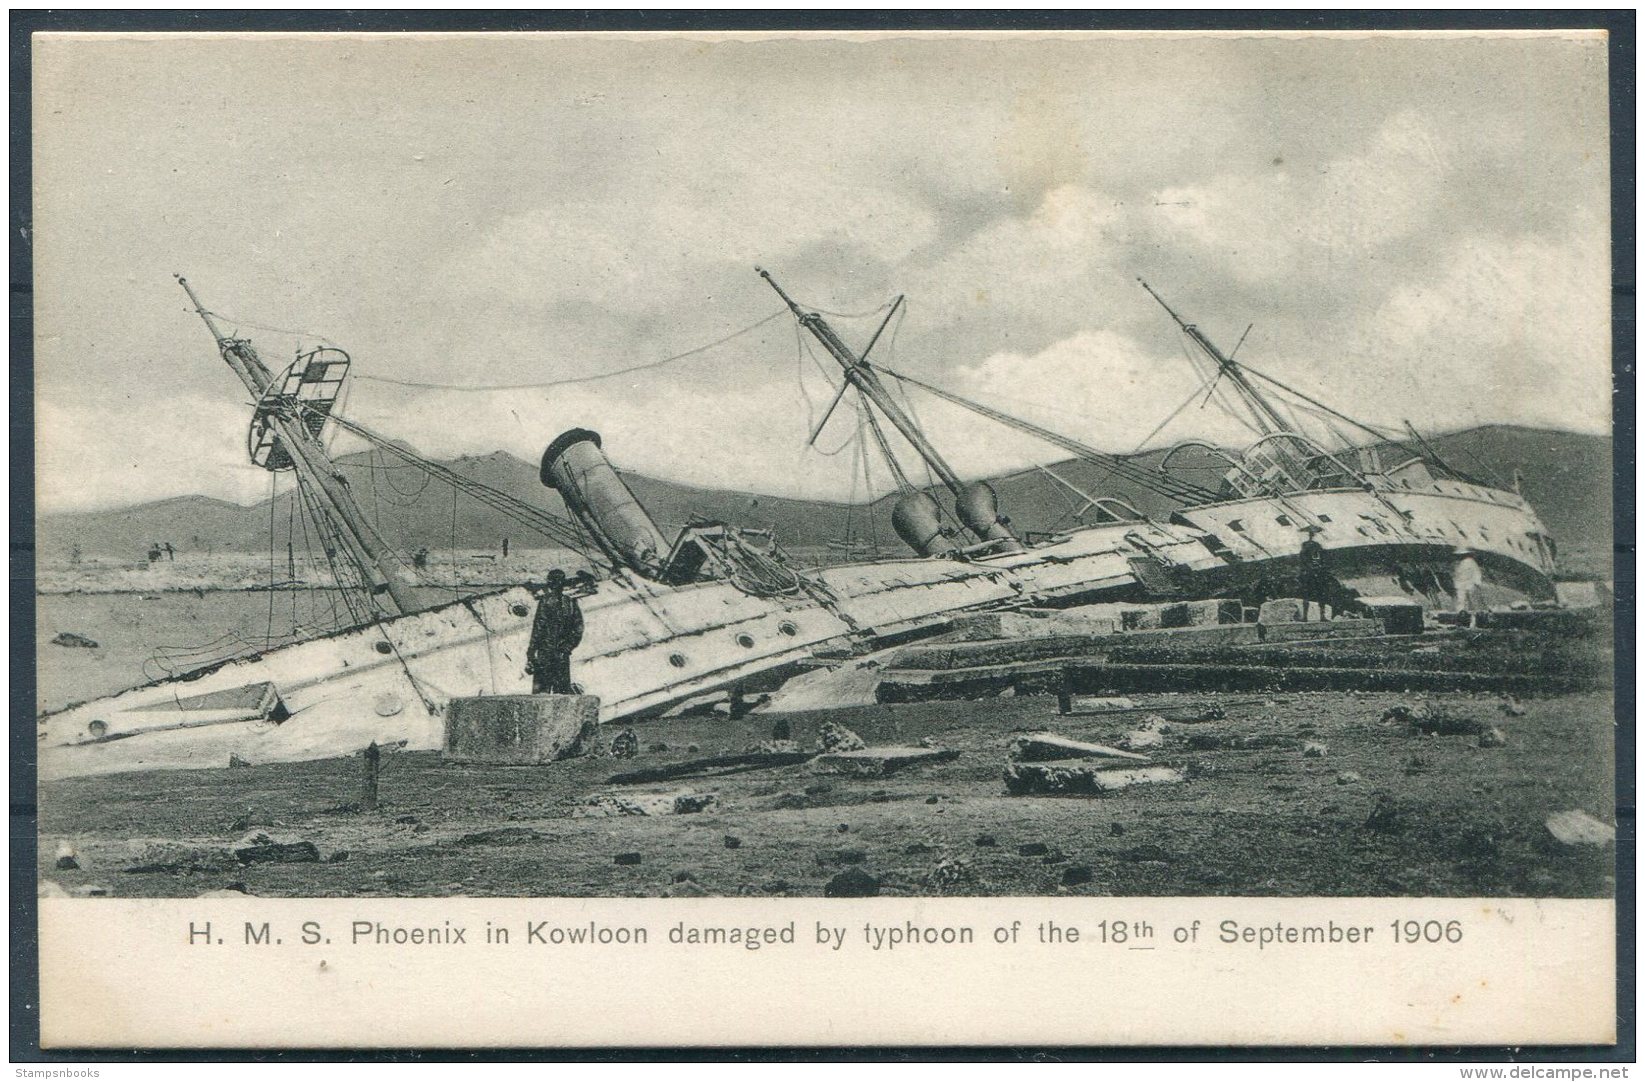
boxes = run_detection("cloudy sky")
[33,31,1611,513]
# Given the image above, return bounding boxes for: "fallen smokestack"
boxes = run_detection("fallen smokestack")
[541,428,671,579]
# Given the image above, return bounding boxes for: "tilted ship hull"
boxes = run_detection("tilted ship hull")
[36,274,1558,779]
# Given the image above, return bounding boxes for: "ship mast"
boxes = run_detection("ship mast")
[1137,278,1295,438]
[177,277,418,617]
[759,269,1018,548]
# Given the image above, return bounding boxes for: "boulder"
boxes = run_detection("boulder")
[443,694,601,764]
[608,728,639,759]
[817,721,867,753]
[1302,741,1328,759]
[824,868,881,897]
[1545,810,1615,847]
[1477,726,1508,749]
[233,832,320,865]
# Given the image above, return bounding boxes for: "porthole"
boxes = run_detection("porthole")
[510,603,530,618]
[668,653,687,668]
[778,621,799,637]
[735,633,756,649]
[374,641,393,655]
[88,719,107,739]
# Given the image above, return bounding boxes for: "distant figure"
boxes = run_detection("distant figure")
[527,569,584,694]
[1297,527,1331,619]
[411,547,430,570]
[163,541,175,562]
[502,537,510,558]
[146,543,162,565]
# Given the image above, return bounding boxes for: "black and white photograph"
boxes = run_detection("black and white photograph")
[20,20,1625,1053]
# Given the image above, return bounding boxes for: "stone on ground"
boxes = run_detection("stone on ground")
[1008,732,1149,763]
[824,867,881,897]
[1545,810,1615,847]
[1004,762,1186,796]
[817,721,867,753]
[443,694,601,764]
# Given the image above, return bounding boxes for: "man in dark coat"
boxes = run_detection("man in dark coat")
[526,569,584,694]
[1297,526,1332,619]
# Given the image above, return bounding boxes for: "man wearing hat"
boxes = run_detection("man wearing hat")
[1297,525,1332,620]
[526,569,583,694]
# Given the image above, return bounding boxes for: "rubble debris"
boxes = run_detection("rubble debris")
[1005,763,1186,796]
[574,792,716,817]
[1335,771,1362,786]
[747,739,804,754]
[1064,696,1137,714]
[824,868,880,897]
[771,718,792,741]
[54,843,80,871]
[1356,596,1425,635]
[1121,717,1170,751]
[1016,842,1051,857]
[1477,727,1508,749]
[836,823,851,833]
[233,832,320,865]
[1545,810,1615,847]
[1364,796,1405,834]
[1061,865,1094,887]
[812,746,960,777]
[664,879,709,897]
[924,795,940,804]
[1386,703,1488,736]
[931,859,975,890]
[607,750,814,785]
[51,632,99,649]
[443,694,600,764]
[1008,732,1149,764]
[817,721,867,753]
[1109,822,1125,837]
[455,827,543,846]
[73,884,113,897]
[1502,698,1528,717]
[228,754,251,769]
[608,728,640,759]
[724,835,743,849]
[328,850,350,863]
[614,852,643,866]
[647,742,670,753]
[1302,742,1328,759]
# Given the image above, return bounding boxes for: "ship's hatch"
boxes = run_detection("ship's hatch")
[136,681,290,723]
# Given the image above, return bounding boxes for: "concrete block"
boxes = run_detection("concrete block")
[1183,598,1244,626]
[1008,732,1150,763]
[1004,762,1185,796]
[1159,603,1191,629]
[1122,606,1163,631]
[443,694,600,764]
[1258,598,1306,624]
[812,746,960,776]
[1357,596,1425,636]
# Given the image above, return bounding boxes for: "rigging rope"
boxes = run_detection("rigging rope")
[352,310,788,392]
[879,367,1219,505]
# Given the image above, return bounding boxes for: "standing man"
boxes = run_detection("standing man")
[1297,526,1331,620]
[526,569,583,694]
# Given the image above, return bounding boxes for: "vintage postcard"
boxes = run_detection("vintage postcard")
[25,26,1620,1052]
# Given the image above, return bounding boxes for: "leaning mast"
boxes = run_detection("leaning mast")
[759,269,1018,549]
[177,276,418,617]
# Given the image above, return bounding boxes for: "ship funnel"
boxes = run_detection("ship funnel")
[541,428,671,578]
[892,491,958,557]
[955,481,1012,543]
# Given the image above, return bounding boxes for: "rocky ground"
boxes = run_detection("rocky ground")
[38,676,1616,899]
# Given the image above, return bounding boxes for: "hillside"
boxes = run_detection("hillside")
[35,425,1613,576]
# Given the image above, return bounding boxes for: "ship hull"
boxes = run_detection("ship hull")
[37,481,1555,779]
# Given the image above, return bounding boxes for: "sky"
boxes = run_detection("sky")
[32,31,1612,514]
